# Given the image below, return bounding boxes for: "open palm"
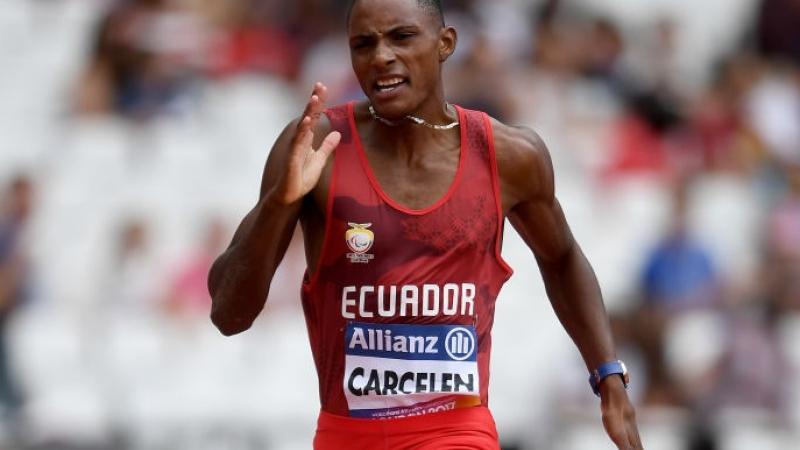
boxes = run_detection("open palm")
[276,82,341,205]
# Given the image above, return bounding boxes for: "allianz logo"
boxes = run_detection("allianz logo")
[445,327,475,361]
[347,326,476,361]
[348,327,438,354]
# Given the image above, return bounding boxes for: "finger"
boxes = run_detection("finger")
[310,81,323,96]
[307,85,329,128]
[296,116,315,150]
[315,131,341,160]
[288,116,314,168]
[298,83,324,125]
[293,115,312,141]
[315,82,329,109]
[300,92,328,134]
[297,94,321,131]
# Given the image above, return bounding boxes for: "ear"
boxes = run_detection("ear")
[438,26,457,62]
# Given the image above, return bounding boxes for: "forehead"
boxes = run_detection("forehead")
[348,0,435,34]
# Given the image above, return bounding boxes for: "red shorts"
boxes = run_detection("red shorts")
[313,406,500,450]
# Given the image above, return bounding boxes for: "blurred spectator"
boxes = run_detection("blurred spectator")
[448,33,515,120]
[763,164,800,315]
[755,0,800,64]
[744,63,800,166]
[505,4,624,166]
[765,165,800,261]
[202,0,346,81]
[604,71,684,178]
[99,218,163,317]
[281,0,341,59]
[632,177,721,406]
[603,94,684,178]
[641,179,720,311]
[164,217,227,318]
[74,0,209,119]
[628,18,680,96]
[703,297,790,418]
[684,54,765,173]
[530,16,582,75]
[298,29,361,104]
[580,18,626,90]
[0,175,34,422]
[205,0,304,80]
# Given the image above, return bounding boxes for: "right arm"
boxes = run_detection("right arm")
[208,83,340,336]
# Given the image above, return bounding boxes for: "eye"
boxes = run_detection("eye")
[394,32,416,41]
[351,39,373,50]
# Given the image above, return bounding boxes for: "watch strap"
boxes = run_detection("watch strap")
[589,360,629,397]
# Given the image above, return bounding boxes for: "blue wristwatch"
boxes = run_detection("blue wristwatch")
[589,360,629,397]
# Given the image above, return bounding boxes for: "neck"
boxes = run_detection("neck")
[370,103,458,129]
[371,80,453,123]
[408,86,454,125]
[370,91,458,128]
[359,101,460,162]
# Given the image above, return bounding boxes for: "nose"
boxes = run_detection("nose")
[373,40,396,68]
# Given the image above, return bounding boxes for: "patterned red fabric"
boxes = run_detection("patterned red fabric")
[301,102,513,417]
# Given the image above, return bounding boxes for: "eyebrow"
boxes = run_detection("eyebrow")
[349,24,421,40]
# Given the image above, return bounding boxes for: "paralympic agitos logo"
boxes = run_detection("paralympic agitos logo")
[346,222,375,264]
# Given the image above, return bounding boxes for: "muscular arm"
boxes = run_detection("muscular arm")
[494,122,641,449]
[208,84,339,336]
[207,122,303,336]
[500,130,615,371]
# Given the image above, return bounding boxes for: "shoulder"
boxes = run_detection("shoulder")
[488,118,549,172]
[486,116,554,204]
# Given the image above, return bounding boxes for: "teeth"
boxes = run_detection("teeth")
[377,78,404,87]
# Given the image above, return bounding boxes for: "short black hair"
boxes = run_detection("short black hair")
[347,0,445,28]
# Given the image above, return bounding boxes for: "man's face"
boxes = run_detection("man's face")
[348,0,448,118]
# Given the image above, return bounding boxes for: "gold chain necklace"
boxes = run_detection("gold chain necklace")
[368,104,459,130]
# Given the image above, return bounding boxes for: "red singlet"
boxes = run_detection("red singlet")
[301,102,513,448]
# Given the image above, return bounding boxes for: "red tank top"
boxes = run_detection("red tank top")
[301,102,513,419]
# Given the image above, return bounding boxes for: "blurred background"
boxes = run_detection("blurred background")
[1,0,799,449]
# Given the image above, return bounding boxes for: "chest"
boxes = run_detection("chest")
[362,144,461,210]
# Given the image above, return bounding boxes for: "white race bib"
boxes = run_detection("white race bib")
[343,322,480,418]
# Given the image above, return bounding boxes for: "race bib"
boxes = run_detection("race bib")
[343,322,481,419]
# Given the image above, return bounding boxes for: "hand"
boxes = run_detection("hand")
[273,82,341,205]
[599,376,643,450]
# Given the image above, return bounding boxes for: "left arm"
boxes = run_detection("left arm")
[493,122,642,450]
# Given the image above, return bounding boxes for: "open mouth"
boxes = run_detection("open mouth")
[374,77,408,93]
